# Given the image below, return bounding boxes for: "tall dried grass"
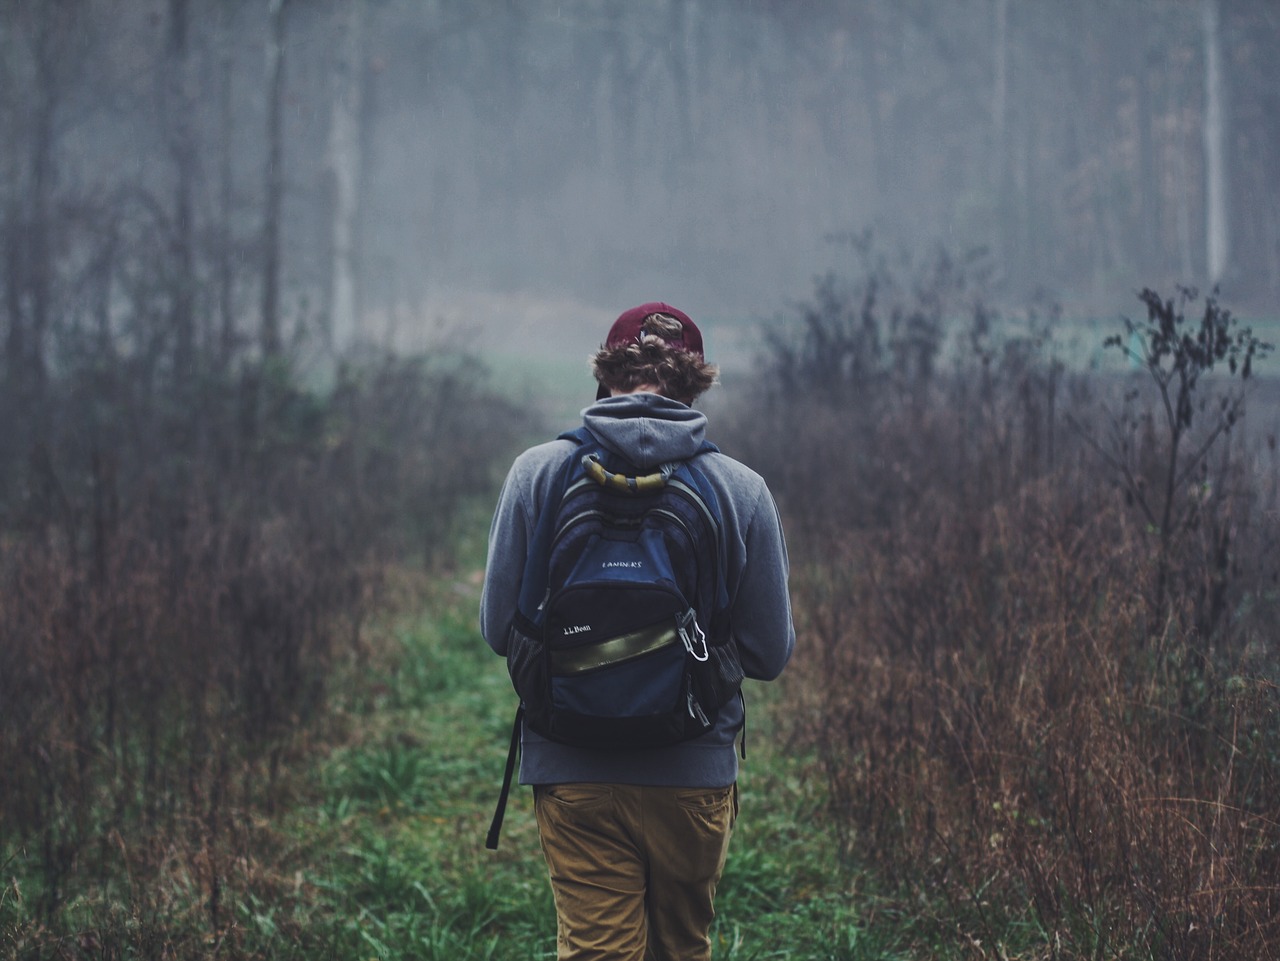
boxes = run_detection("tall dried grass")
[723,260,1280,959]
[794,465,1279,957]
[0,351,527,947]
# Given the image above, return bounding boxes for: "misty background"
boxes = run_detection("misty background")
[6,4,1280,954]
[4,0,1278,390]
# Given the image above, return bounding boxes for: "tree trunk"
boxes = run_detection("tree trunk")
[855,2,892,213]
[261,0,289,360]
[991,0,1011,275]
[26,6,59,393]
[218,3,237,370]
[606,6,637,192]
[167,0,196,380]
[325,0,365,353]
[1203,0,1229,285]
[991,0,1008,187]
[663,0,694,188]
[3,200,24,384]
[1135,48,1158,276]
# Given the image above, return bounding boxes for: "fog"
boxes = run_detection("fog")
[4,0,1278,369]
[5,9,1280,950]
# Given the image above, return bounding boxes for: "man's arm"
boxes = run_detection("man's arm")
[732,486,795,681]
[479,464,530,656]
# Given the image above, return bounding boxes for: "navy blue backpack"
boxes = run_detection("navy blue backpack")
[486,427,744,848]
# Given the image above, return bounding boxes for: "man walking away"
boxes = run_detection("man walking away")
[481,303,794,961]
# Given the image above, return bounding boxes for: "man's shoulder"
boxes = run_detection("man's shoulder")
[699,449,767,488]
[513,436,578,468]
[507,437,579,490]
[695,450,773,514]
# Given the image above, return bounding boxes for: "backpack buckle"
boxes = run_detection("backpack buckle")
[678,609,709,662]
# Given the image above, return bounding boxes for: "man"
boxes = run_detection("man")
[480,302,794,961]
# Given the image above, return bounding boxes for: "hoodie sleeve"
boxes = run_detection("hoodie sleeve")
[730,485,796,681]
[480,440,574,655]
[479,458,534,656]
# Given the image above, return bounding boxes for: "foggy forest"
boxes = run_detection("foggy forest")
[2,1,1279,960]
[4,0,1279,358]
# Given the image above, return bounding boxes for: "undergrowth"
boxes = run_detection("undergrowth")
[253,575,907,960]
[721,253,1280,960]
[2,561,912,960]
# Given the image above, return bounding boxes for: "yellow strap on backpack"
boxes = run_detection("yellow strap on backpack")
[582,454,671,493]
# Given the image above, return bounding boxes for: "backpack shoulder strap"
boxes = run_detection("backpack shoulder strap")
[513,432,587,630]
[674,451,732,627]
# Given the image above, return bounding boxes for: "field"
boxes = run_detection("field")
[3,274,1278,959]
[1,550,909,960]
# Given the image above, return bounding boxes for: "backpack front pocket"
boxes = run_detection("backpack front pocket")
[546,630,693,748]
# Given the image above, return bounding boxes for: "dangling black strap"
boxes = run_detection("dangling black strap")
[738,689,747,760]
[486,705,524,850]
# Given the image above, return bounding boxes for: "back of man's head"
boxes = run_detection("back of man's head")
[591,302,719,404]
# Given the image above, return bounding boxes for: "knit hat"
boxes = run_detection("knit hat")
[595,303,705,399]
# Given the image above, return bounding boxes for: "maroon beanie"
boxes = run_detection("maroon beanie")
[596,303,704,400]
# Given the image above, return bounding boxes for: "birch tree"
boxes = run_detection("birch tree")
[325,0,366,351]
[1202,0,1228,284]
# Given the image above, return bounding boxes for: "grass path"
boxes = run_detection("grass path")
[254,571,912,961]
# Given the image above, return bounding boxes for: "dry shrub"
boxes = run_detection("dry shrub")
[725,264,1280,958]
[0,349,527,938]
[0,489,361,926]
[792,458,1279,957]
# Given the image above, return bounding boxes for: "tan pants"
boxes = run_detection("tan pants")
[533,782,738,961]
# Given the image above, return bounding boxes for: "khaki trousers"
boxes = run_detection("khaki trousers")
[533,782,738,961]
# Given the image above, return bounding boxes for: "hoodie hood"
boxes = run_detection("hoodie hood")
[581,392,708,469]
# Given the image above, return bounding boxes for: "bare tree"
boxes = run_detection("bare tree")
[166,0,197,381]
[325,0,366,352]
[261,0,289,360]
[6,1,71,393]
[1202,0,1229,284]
[216,1,239,370]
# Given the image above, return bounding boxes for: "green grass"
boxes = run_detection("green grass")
[237,574,918,961]
[0,559,1035,960]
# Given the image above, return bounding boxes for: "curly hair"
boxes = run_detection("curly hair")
[590,313,719,404]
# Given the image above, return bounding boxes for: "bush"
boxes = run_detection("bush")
[0,345,528,942]
[723,259,1280,958]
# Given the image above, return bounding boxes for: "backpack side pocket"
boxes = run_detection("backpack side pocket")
[694,639,745,715]
[506,627,550,734]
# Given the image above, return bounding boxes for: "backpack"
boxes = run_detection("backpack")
[486,427,745,849]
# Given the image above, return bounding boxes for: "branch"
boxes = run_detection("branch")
[1173,410,1237,491]
[1065,411,1157,529]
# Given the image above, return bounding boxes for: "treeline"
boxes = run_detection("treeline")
[3,3,529,937]
[0,59,528,934]
[718,244,1279,958]
[5,1,1278,339]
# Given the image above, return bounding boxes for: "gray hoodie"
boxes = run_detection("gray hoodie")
[480,392,795,787]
